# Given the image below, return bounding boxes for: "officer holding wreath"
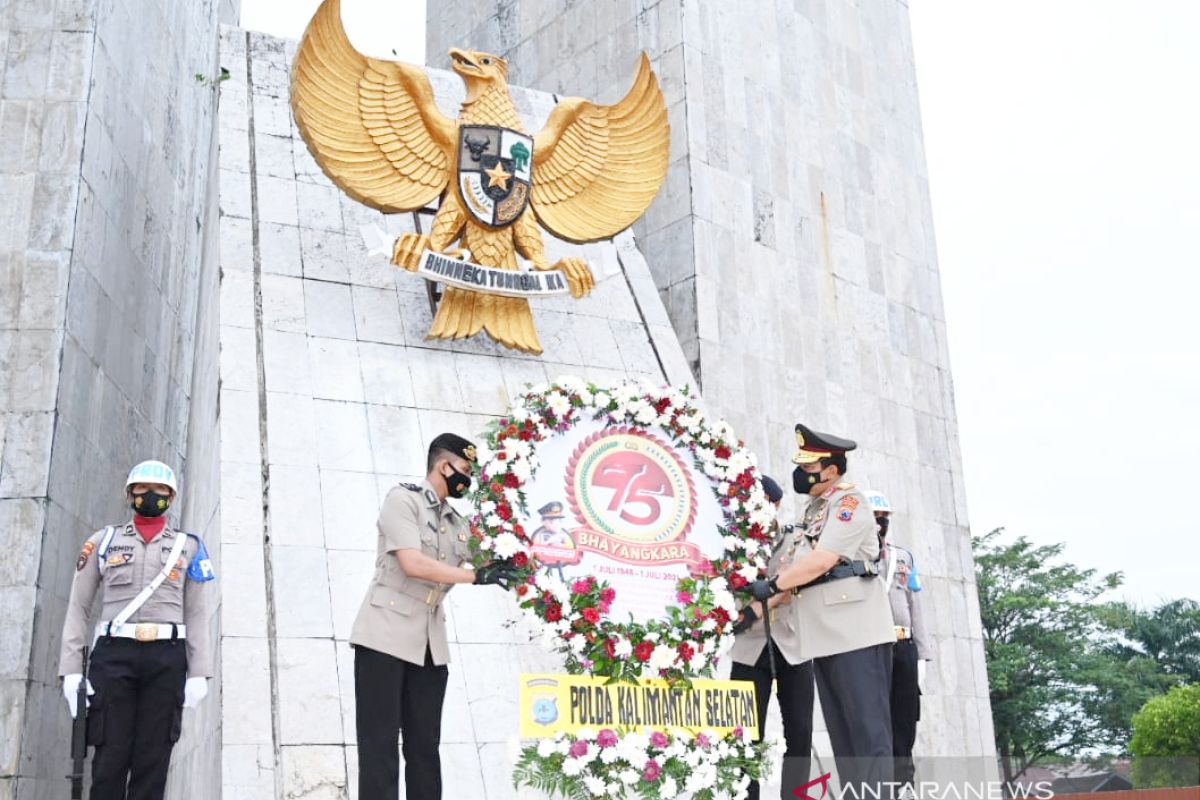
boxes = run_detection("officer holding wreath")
[350,433,519,800]
[745,424,895,795]
[59,460,216,800]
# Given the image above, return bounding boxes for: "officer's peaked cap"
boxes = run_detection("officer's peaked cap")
[538,501,566,518]
[429,433,478,464]
[792,423,857,464]
[760,475,784,504]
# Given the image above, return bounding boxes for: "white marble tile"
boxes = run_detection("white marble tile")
[265,392,318,467]
[308,336,364,402]
[406,346,466,411]
[453,352,510,416]
[313,399,373,472]
[261,274,307,333]
[279,744,347,799]
[303,279,356,340]
[262,329,311,396]
[220,388,262,466]
[267,464,324,547]
[319,469,380,552]
[259,221,302,277]
[358,342,416,408]
[351,285,404,346]
[218,544,267,638]
[365,404,424,477]
[221,637,273,745]
[272,546,335,639]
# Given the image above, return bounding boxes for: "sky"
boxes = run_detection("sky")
[241,1,1199,605]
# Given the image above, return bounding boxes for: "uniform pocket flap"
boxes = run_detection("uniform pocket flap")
[369,585,418,615]
[104,565,133,585]
[822,578,867,606]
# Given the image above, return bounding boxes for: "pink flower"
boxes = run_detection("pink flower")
[676,590,694,604]
[642,759,661,782]
[649,731,669,748]
[597,729,619,748]
[733,726,745,740]
[568,739,589,758]
[599,587,616,604]
[571,579,593,594]
[695,733,711,749]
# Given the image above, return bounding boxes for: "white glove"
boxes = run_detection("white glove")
[917,659,927,691]
[62,674,95,719]
[183,676,209,709]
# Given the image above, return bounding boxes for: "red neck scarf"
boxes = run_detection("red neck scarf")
[133,515,167,544]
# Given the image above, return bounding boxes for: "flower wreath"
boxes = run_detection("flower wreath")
[469,377,776,684]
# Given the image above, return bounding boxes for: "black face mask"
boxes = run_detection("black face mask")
[793,466,823,495]
[131,489,171,518]
[876,516,890,536]
[443,464,472,499]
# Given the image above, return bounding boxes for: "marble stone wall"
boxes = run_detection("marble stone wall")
[0,0,232,797]
[215,26,691,799]
[428,0,996,765]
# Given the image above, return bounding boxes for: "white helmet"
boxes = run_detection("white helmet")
[125,460,179,494]
[862,489,891,513]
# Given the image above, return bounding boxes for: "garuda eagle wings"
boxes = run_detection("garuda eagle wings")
[291,0,670,354]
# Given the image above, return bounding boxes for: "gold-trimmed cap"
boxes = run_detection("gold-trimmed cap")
[792,423,857,464]
[430,433,478,464]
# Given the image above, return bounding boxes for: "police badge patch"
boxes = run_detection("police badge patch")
[76,541,95,571]
[457,125,533,228]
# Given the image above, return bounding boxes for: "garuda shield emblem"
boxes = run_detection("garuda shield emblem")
[458,126,533,228]
[291,0,670,354]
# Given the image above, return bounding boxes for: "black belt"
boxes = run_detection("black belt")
[793,560,877,592]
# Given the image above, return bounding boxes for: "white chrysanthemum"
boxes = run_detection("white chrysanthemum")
[479,500,497,515]
[599,747,620,765]
[592,391,612,408]
[722,535,743,550]
[619,769,639,785]
[614,638,633,658]
[511,405,531,422]
[510,458,533,483]
[569,636,587,654]
[485,513,503,528]
[547,392,571,416]
[648,644,677,671]
[537,738,556,758]
[477,537,494,551]
[660,777,678,797]
[492,532,522,559]
[583,775,606,795]
[717,481,731,496]
[700,618,716,632]
[561,757,584,777]
[634,403,657,424]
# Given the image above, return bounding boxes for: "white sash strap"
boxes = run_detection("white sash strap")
[112,532,188,627]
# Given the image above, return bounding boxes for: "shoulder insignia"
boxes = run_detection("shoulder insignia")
[400,482,421,492]
[837,482,856,491]
[76,540,95,571]
[185,535,216,582]
[423,489,438,506]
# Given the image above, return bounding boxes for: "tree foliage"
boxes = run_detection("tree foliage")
[1130,683,1200,788]
[973,528,1123,784]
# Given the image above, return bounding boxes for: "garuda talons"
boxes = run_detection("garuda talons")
[291,0,670,354]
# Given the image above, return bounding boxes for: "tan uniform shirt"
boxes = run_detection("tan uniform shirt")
[883,544,931,660]
[730,522,807,666]
[349,481,472,666]
[792,481,895,661]
[58,522,216,677]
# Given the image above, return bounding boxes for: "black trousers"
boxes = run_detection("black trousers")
[890,640,921,786]
[730,642,815,800]
[354,644,449,800]
[86,637,187,800]
[814,642,894,796]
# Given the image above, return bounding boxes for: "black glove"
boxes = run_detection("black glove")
[731,604,760,635]
[474,560,520,588]
[742,578,780,602]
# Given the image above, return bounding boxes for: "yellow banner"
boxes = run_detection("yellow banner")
[518,673,759,739]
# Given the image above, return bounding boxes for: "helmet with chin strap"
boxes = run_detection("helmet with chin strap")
[125,460,179,494]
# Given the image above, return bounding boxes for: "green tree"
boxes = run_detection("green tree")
[1130,683,1200,788]
[1104,599,1200,684]
[973,528,1124,786]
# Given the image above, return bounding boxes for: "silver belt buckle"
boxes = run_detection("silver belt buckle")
[134,623,158,642]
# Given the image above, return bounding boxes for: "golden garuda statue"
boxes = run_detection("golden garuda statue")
[291,0,670,354]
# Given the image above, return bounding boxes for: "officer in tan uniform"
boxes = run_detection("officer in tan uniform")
[865,489,931,791]
[58,460,216,800]
[729,475,814,800]
[351,433,518,800]
[745,424,895,795]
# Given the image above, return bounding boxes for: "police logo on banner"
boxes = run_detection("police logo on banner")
[457,125,533,228]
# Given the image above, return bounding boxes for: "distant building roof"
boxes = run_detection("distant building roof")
[1050,773,1134,794]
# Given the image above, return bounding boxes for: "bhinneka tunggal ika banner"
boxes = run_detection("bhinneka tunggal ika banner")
[467,377,782,799]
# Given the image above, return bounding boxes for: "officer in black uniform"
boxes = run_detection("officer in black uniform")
[349,433,518,800]
[729,475,815,800]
